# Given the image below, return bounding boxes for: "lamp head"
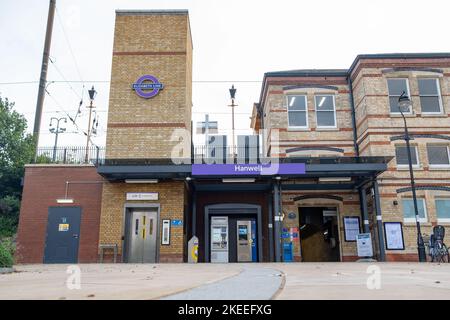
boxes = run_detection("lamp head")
[398,91,412,114]
[229,85,236,100]
[88,86,97,101]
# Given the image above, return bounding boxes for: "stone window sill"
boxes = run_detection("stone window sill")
[420,113,447,118]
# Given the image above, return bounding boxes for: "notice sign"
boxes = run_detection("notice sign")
[126,192,158,201]
[171,220,183,227]
[58,224,69,232]
[384,222,405,250]
[343,216,360,242]
[357,233,373,257]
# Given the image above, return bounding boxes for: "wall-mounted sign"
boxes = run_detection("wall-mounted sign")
[132,75,164,99]
[171,220,183,227]
[288,212,297,220]
[191,163,306,176]
[384,222,405,250]
[357,233,373,257]
[343,216,360,242]
[58,224,69,232]
[126,192,158,201]
[162,219,170,245]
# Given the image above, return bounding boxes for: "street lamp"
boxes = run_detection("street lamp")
[229,85,237,157]
[49,117,67,161]
[398,91,427,262]
[84,86,97,163]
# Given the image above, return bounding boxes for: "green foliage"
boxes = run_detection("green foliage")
[35,154,52,164]
[0,239,14,268]
[0,214,18,238]
[0,96,36,238]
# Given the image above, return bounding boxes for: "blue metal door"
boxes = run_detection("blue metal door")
[43,207,81,263]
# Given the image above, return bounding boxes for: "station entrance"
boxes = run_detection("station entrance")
[298,207,340,262]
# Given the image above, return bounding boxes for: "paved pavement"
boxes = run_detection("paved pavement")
[273,262,450,300]
[0,264,242,300]
[1,262,449,299]
[161,266,283,300]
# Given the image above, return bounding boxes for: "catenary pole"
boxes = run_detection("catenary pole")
[34,0,56,151]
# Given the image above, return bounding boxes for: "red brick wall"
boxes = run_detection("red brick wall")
[386,253,419,262]
[15,165,103,264]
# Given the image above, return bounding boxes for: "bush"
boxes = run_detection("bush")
[0,239,14,268]
[0,215,18,238]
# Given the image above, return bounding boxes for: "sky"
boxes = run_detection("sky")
[0,0,449,147]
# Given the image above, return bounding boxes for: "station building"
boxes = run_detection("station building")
[15,10,450,264]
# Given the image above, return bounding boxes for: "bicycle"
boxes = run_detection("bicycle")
[427,226,449,263]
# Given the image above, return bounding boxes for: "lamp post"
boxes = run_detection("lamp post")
[398,91,427,262]
[84,86,97,163]
[49,117,67,161]
[229,85,237,157]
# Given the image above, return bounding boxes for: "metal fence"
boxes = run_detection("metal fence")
[34,146,106,166]
[193,145,262,163]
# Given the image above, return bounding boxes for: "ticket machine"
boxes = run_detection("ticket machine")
[210,216,229,263]
[237,220,252,262]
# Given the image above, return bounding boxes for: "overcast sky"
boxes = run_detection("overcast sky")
[1,0,449,147]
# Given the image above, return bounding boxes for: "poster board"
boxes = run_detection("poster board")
[384,222,405,250]
[343,216,360,242]
[357,233,373,257]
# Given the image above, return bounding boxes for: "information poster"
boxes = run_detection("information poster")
[357,233,373,257]
[384,222,405,250]
[343,216,360,242]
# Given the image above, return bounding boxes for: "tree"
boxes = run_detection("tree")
[0,96,35,238]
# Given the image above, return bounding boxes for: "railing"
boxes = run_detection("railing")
[193,145,262,164]
[34,145,393,166]
[34,146,106,166]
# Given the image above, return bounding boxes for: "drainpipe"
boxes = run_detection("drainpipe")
[268,193,274,262]
[372,179,386,261]
[273,182,281,262]
[358,186,370,233]
[347,76,360,156]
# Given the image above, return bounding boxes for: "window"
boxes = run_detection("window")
[402,199,427,223]
[435,199,450,222]
[287,95,308,128]
[418,79,442,114]
[427,145,450,167]
[395,145,419,167]
[387,78,411,113]
[315,95,336,128]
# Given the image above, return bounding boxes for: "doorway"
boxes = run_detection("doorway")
[44,207,81,263]
[205,204,262,263]
[298,207,340,262]
[210,215,257,263]
[123,209,158,263]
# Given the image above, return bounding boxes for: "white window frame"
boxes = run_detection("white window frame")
[402,198,428,223]
[395,145,420,169]
[418,78,444,115]
[314,95,337,129]
[388,78,412,115]
[435,198,450,223]
[286,95,308,129]
[427,144,450,168]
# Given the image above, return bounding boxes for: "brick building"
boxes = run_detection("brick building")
[16,9,450,264]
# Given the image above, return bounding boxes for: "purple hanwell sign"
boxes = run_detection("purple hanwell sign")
[191,163,306,176]
[132,75,164,99]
